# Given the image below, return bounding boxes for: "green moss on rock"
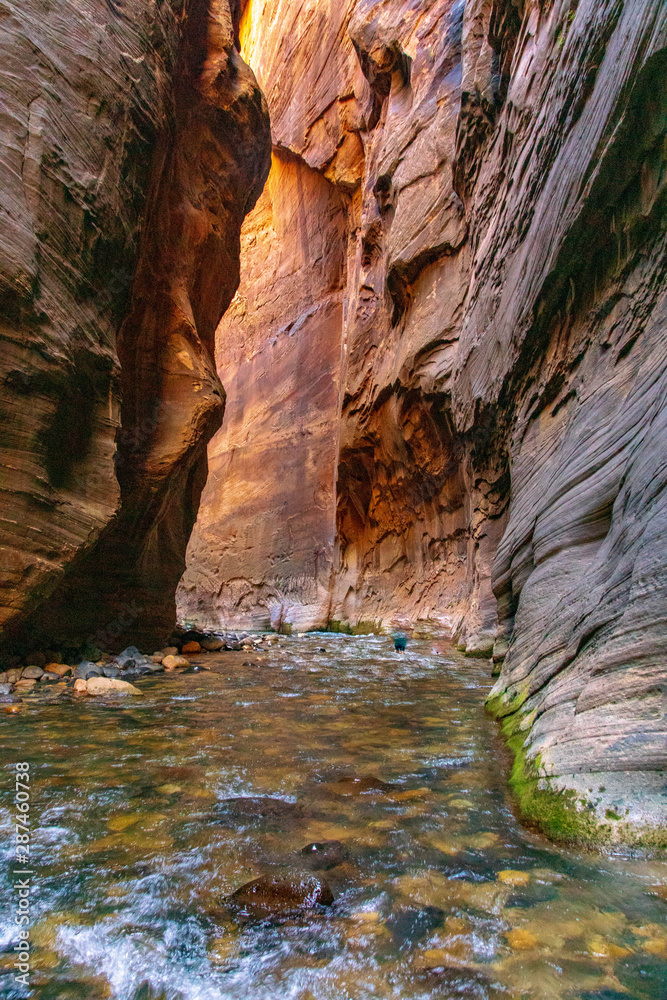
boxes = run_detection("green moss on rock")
[504,728,609,845]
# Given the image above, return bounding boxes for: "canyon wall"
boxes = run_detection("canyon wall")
[0,0,270,654]
[182,0,667,844]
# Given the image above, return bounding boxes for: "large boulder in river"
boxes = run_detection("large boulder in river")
[226,872,334,922]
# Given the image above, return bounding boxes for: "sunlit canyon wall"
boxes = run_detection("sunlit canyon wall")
[180,0,667,844]
[0,0,271,652]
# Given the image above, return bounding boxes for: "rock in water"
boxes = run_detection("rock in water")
[329,775,397,796]
[22,666,44,679]
[181,641,201,654]
[226,873,334,922]
[73,662,102,680]
[86,677,142,696]
[162,654,190,671]
[298,841,348,870]
[201,637,224,652]
[215,797,304,825]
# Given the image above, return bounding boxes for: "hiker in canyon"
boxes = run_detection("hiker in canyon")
[393,631,408,653]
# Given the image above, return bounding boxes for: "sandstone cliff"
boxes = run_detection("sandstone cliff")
[181,0,667,845]
[0,0,271,653]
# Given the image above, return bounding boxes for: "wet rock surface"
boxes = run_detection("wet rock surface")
[226,872,334,922]
[298,840,349,870]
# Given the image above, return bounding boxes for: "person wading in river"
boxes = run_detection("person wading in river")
[393,631,408,653]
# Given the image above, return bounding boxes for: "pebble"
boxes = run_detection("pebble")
[114,646,142,668]
[48,664,71,677]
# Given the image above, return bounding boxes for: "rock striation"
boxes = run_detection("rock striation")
[181,0,667,844]
[0,0,271,653]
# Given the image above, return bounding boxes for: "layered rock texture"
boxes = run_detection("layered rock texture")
[0,0,270,651]
[181,0,667,844]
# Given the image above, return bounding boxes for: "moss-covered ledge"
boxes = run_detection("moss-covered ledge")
[486,686,667,853]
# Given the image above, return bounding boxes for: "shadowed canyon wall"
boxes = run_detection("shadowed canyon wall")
[181,0,667,844]
[0,0,271,652]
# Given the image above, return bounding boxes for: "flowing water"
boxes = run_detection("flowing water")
[1,635,665,1000]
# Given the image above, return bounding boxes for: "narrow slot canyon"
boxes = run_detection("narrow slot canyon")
[0,1,666,998]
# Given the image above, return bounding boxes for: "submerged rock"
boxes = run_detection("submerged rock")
[226,872,334,922]
[329,775,397,796]
[298,840,348,870]
[215,797,304,824]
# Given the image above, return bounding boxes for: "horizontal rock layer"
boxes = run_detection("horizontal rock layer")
[181,0,667,843]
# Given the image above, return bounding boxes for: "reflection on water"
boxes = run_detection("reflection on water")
[0,635,665,1000]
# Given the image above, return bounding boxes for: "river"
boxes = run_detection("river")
[1,634,665,999]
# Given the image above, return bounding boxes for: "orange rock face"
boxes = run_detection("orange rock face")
[181,0,498,634]
[179,148,349,629]
[0,0,270,652]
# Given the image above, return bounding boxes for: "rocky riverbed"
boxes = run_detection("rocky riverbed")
[0,629,281,708]
[0,634,665,1000]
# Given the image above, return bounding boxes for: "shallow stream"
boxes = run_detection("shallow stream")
[1,635,665,1000]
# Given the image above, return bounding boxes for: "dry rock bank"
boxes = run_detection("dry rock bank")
[179,0,667,845]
